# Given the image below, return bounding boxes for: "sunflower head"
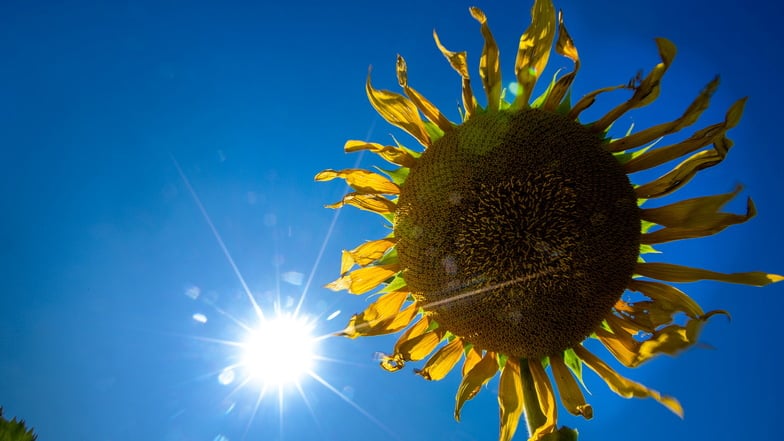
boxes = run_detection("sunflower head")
[317,1,782,440]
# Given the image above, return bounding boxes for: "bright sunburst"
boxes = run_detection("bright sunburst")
[240,314,317,386]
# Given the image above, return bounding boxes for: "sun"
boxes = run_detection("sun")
[240,314,317,386]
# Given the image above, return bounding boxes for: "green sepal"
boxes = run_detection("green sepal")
[497,353,509,369]
[530,71,560,109]
[423,120,445,143]
[556,91,572,115]
[0,408,37,441]
[613,145,652,165]
[639,243,660,255]
[376,166,410,185]
[563,348,589,391]
[380,273,408,293]
[376,247,398,265]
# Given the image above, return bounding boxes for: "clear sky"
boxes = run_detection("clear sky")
[1,1,783,440]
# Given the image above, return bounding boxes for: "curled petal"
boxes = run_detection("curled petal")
[551,354,592,419]
[344,140,417,168]
[416,337,465,381]
[366,70,431,146]
[470,7,502,111]
[455,351,498,421]
[397,55,455,133]
[592,38,677,132]
[433,30,476,118]
[636,262,784,286]
[609,76,719,152]
[528,359,557,440]
[635,148,728,199]
[340,238,397,274]
[542,10,580,111]
[338,291,416,338]
[626,279,704,318]
[622,98,746,169]
[325,264,400,294]
[315,169,400,195]
[325,193,397,215]
[498,358,524,441]
[513,0,556,108]
[573,345,683,417]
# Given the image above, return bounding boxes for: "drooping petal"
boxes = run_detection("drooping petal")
[626,279,704,318]
[641,198,755,245]
[636,262,784,286]
[315,169,400,195]
[542,10,580,111]
[568,83,631,121]
[608,77,719,152]
[462,346,483,377]
[635,147,728,199]
[338,291,416,338]
[396,55,455,133]
[455,351,499,421]
[340,238,397,274]
[528,359,557,440]
[551,353,592,419]
[366,70,431,147]
[325,264,400,294]
[433,30,476,118]
[470,7,502,111]
[380,316,432,371]
[512,0,556,108]
[592,38,677,132]
[636,310,728,363]
[344,140,417,168]
[325,193,397,215]
[395,330,442,362]
[573,345,683,417]
[498,358,524,441]
[622,98,745,170]
[416,337,465,381]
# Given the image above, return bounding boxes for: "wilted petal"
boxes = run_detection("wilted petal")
[455,351,499,421]
[498,358,524,441]
[635,148,728,199]
[551,354,592,419]
[341,238,397,274]
[636,262,784,286]
[470,7,502,111]
[528,359,557,441]
[397,55,455,133]
[542,10,580,111]
[626,279,704,318]
[433,30,476,118]
[609,77,719,152]
[338,291,415,338]
[344,140,417,168]
[366,71,431,146]
[513,0,556,107]
[325,193,397,215]
[325,264,400,294]
[416,337,465,381]
[573,345,683,417]
[315,169,400,195]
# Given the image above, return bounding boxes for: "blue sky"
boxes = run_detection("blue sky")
[1,1,783,440]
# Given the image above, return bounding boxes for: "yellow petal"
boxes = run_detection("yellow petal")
[636,262,784,286]
[396,330,441,362]
[596,326,640,368]
[551,354,592,419]
[455,351,499,421]
[573,345,683,417]
[636,311,728,364]
[416,337,465,381]
[593,38,677,132]
[338,291,416,338]
[462,346,483,378]
[568,83,631,121]
[397,55,454,133]
[366,70,431,147]
[380,316,431,372]
[344,140,417,168]
[325,264,400,294]
[609,77,719,152]
[342,238,397,273]
[626,279,704,318]
[527,359,557,441]
[542,10,580,111]
[623,98,746,170]
[512,0,556,107]
[498,358,524,441]
[433,30,476,118]
[469,7,502,111]
[635,148,727,199]
[641,198,755,244]
[325,193,397,215]
[315,169,399,195]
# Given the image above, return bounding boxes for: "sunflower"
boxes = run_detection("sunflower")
[316,1,782,440]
